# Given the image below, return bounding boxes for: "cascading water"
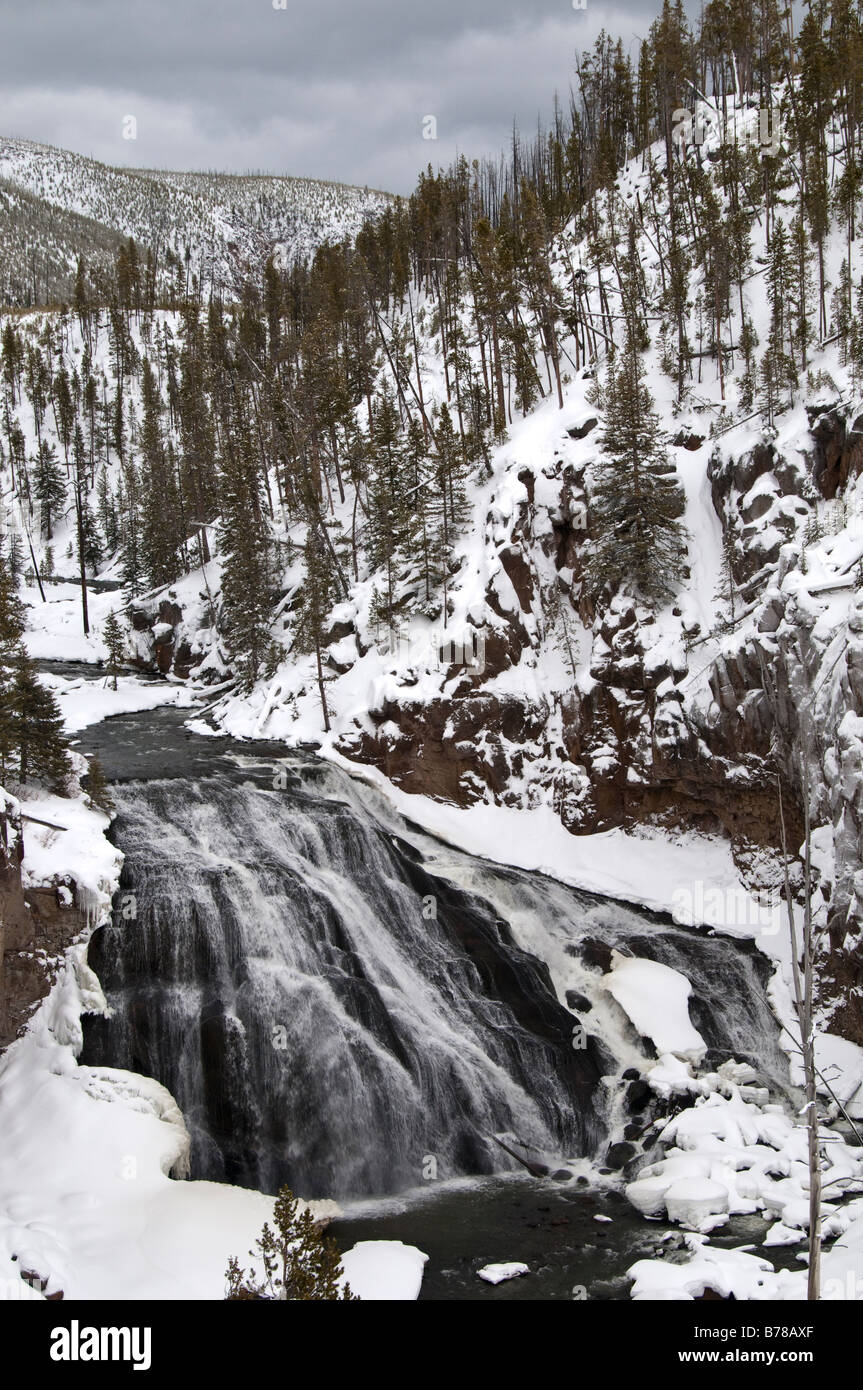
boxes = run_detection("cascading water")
[79,734,790,1203]
[82,764,609,1197]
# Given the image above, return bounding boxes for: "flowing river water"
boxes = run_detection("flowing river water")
[47,663,801,1299]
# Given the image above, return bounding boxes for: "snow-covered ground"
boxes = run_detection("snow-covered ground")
[0,951,427,1300]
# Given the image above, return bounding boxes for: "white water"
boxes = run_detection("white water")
[81,750,788,1200]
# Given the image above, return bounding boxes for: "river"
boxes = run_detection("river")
[48,662,797,1299]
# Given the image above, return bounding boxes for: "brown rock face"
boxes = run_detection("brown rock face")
[342,694,550,805]
[128,596,198,680]
[808,407,863,499]
[0,807,88,1051]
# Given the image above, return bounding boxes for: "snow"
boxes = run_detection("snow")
[663,1178,729,1232]
[629,1204,863,1301]
[341,1241,428,1300]
[21,581,125,664]
[16,785,120,914]
[629,1236,791,1302]
[41,670,198,735]
[477,1261,530,1285]
[322,756,776,928]
[0,962,427,1300]
[1,79,861,1309]
[816,1033,863,1121]
[0,718,426,1302]
[0,134,392,303]
[604,953,706,1061]
[624,1060,863,1289]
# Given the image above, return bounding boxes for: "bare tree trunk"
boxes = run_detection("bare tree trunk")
[777,751,821,1301]
[801,755,821,1300]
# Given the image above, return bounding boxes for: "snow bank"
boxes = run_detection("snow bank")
[16,785,121,915]
[604,953,706,1060]
[340,1241,427,1300]
[41,670,198,736]
[477,1261,530,1285]
[0,957,427,1300]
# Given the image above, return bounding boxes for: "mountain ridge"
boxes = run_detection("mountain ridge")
[0,133,394,306]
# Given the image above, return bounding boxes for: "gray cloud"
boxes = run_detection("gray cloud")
[0,0,658,192]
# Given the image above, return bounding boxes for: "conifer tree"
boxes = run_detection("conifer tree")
[11,651,70,788]
[39,546,55,583]
[102,609,126,690]
[0,555,25,776]
[72,423,91,635]
[83,754,114,813]
[139,359,183,587]
[366,387,410,634]
[7,534,24,587]
[119,460,145,598]
[218,414,275,692]
[588,328,687,605]
[33,441,66,541]
[0,554,25,658]
[225,1186,356,1301]
[295,524,341,731]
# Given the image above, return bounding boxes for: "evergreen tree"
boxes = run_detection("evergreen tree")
[366,387,410,633]
[218,414,275,692]
[11,651,70,788]
[295,523,341,731]
[33,441,66,541]
[83,754,114,813]
[138,358,184,586]
[225,1186,357,1301]
[102,609,126,690]
[0,554,25,658]
[119,461,145,598]
[39,546,55,583]
[588,329,687,605]
[0,558,23,776]
[7,534,24,587]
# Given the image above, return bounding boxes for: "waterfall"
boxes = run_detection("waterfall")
[82,768,609,1197]
[81,754,789,1200]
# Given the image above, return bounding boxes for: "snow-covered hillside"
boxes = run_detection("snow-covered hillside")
[0,135,392,305]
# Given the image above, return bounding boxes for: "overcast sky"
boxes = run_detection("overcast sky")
[0,0,658,193]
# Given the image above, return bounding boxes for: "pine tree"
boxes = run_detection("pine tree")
[7,534,24,587]
[295,524,341,731]
[365,387,410,634]
[83,754,114,812]
[33,441,66,541]
[0,550,23,635]
[218,415,275,692]
[225,1186,357,1301]
[102,609,126,690]
[0,554,25,775]
[119,461,145,598]
[11,651,70,788]
[66,423,90,635]
[97,470,119,555]
[588,329,687,605]
[138,359,183,587]
[39,546,55,583]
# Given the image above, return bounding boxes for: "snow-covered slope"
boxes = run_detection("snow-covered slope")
[0,135,393,304]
